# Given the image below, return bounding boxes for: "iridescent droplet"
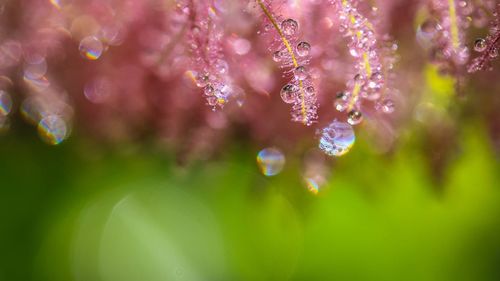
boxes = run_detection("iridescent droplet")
[296,42,311,57]
[474,39,487,52]
[38,115,68,145]
[0,90,12,117]
[281,19,298,36]
[79,36,103,60]
[319,120,355,156]
[256,147,285,176]
[304,177,320,194]
[280,84,299,104]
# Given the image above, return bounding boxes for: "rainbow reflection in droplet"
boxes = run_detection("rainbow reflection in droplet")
[304,177,320,195]
[37,115,68,145]
[319,120,355,156]
[0,90,12,117]
[256,147,285,176]
[79,36,103,60]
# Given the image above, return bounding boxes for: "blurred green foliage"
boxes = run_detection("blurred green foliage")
[1,118,500,281]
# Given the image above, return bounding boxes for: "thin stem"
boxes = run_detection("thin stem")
[257,0,308,124]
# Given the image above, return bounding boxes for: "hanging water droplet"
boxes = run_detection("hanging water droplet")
[380,99,395,114]
[305,86,315,97]
[293,66,308,80]
[204,84,215,96]
[489,48,499,58]
[334,91,349,112]
[280,84,298,104]
[347,110,363,125]
[474,38,487,53]
[79,36,104,60]
[296,41,311,57]
[272,51,283,62]
[256,147,285,176]
[319,120,355,156]
[195,73,210,88]
[281,19,298,36]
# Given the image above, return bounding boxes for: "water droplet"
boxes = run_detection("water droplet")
[280,84,298,104]
[214,59,228,74]
[347,110,363,125]
[0,90,12,117]
[38,115,68,145]
[334,91,349,112]
[281,19,298,36]
[204,84,215,96]
[272,51,283,62]
[489,48,499,58]
[380,99,395,113]
[79,36,103,60]
[84,77,113,103]
[305,86,315,97]
[256,147,285,176]
[296,41,311,57]
[319,120,355,156]
[293,66,308,80]
[23,56,47,80]
[195,73,210,88]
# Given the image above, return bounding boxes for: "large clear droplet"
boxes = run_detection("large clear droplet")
[256,147,285,176]
[319,120,355,156]
[38,115,68,145]
[79,36,104,60]
[347,110,363,125]
[280,84,298,104]
[281,19,298,36]
[296,42,311,57]
[293,66,308,80]
[474,38,487,52]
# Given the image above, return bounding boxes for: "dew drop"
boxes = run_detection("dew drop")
[79,36,103,60]
[0,90,12,117]
[37,115,68,145]
[380,99,395,113]
[319,120,355,156]
[281,19,298,36]
[280,84,298,104]
[296,41,311,57]
[489,48,499,58]
[272,51,283,62]
[347,110,363,125]
[84,77,113,103]
[195,73,210,88]
[334,91,349,112]
[305,86,315,97]
[256,147,285,176]
[293,66,308,80]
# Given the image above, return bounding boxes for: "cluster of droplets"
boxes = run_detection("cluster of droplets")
[256,147,286,176]
[181,1,234,110]
[417,0,472,72]
[319,120,356,156]
[332,0,386,126]
[468,3,500,72]
[257,0,318,126]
